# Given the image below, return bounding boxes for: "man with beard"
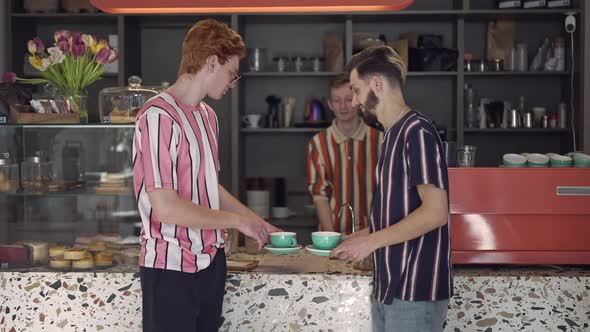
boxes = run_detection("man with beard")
[306,74,382,235]
[330,46,453,332]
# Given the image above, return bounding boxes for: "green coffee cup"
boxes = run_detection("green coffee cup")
[270,232,298,248]
[311,231,341,250]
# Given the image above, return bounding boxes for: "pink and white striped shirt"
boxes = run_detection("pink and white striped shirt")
[133,92,224,273]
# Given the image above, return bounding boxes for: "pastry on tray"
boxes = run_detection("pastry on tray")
[75,235,95,245]
[94,251,114,267]
[63,248,88,260]
[88,241,108,252]
[49,257,71,270]
[49,245,67,258]
[72,255,95,270]
[96,233,122,243]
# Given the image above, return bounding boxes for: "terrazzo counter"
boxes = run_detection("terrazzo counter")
[1,251,589,331]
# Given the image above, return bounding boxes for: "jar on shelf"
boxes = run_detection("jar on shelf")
[0,153,19,194]
[98,76,159,124]
[273,56,290,72]
[21,152,53,194]
[292,56,306,72]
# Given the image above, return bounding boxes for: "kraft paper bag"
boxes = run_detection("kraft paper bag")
[487,19,515,67]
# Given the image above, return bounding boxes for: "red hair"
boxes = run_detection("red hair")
[178,19,246,76]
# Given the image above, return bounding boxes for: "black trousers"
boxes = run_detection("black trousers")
[140,250,227,332]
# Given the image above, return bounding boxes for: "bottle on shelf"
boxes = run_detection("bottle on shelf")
[558,101,567,129]
[518,96,526,127]
[464,84,477,129]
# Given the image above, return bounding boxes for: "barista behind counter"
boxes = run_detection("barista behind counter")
[307,74,383,235]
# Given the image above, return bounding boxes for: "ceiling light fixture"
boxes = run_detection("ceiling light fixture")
[90,0,414,14]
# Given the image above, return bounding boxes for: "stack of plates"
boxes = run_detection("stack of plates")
[501,152,590,168]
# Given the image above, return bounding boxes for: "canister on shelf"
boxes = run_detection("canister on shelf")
[542,115,548,128]
[478,59,486,72]
[558,102,567,129]
[21,152,53,194]
[549,114,558,128]
[515,43,528,72]
[292,56,305,72]
[0,153,18,193]
[524,112,533,128]
[247,48,267,72]
[510,109,519,128]
[492,59,504,71]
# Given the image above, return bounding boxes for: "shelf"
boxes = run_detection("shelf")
[242,72,340,77]
[242,71,456,77]
[351,10,460,21]
[461,8,581,19]
[22,73,119,79]
[464,128,569,133]
[464,71,570,77]
[10,12,118,23]
[241,128,323,134]
[408,71,457,77]
[1,124,135,128]
[11,12,115,18]
[0,190,134,197]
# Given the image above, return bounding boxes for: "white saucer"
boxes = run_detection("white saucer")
[263,244,301,254]
[305,245,331,257]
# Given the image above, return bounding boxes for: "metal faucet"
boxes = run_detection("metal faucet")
[337,203,356,234]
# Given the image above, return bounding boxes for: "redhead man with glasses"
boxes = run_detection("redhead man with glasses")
[133,19,279,332]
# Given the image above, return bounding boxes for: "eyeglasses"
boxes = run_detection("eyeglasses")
[230,73,242,85]
[231,74,242,85]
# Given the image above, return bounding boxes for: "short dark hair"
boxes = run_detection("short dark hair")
[345,46,407,87]
[329,74,350,89]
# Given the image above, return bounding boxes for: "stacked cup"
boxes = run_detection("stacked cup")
[247,190,270,219]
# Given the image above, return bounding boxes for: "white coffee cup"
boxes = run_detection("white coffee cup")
[271,206,293,219]
[249,204,269,219]
[242,114,262,128]
[247,190,270,206]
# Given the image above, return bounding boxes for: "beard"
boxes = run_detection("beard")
[360,90,384,131]
[364,89,379,112]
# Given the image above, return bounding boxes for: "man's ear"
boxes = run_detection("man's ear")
[206,55,219,72]
[369,75,383,96]
[327,98,335,112]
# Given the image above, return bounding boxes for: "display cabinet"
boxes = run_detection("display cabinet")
[0,125,140,271]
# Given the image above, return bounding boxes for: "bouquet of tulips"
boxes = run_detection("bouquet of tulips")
[15,30,118,92]
[5,30,119,121]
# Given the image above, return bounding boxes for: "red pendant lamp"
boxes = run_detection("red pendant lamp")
[90,0,414,14]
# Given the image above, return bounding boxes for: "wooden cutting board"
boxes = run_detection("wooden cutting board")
[227,259,259,272]
[254,251,328,273]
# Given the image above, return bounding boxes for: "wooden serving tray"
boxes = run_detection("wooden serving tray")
[10,105,80,124]
[353,259,374,272]
[226,259,259,272]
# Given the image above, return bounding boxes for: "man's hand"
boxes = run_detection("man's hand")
[238,215,283,251]
[262,221,282,236]
[237,217,270,251]
[329,233,376,262]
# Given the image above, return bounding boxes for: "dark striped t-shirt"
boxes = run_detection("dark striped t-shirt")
[371,110,453,303]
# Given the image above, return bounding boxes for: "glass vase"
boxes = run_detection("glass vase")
[62,90,88,124]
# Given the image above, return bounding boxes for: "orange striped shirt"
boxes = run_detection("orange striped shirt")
[307,120,383,235]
